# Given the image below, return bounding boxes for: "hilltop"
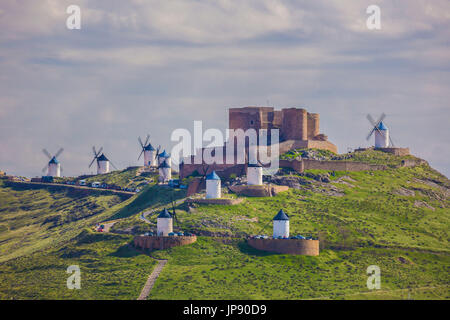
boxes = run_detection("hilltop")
[0,149,448,299]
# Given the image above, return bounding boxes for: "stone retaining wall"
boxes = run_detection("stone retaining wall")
[229,184,289,197]
[186,198,244,205]
[134,235,197,250]
[279,159,386,173]
[247,238,319,256]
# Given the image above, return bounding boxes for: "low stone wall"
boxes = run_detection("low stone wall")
[247,238,319,256]
[280,159,386,173]
[229,184,289,197]
[278,139,338,154]
[186,198,244,205]
[134,235,197,250]
[376,147,410,156]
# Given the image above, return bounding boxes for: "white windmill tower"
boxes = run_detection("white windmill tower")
[138,135,159,167]
[206,171,221,199]
[247,163,263,185]
[273,209,290,238]
[366,113,395,148]
[157,208,173,236]
[158,150,171,167]
[89,146,117,175]
[42,148,64,177]
[158,159,172,183]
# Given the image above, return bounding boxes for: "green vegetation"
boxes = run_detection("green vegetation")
[0,150,448,299]
[0,230,156,299]
[149,237,449,300]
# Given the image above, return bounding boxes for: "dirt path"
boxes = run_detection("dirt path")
[137,259,168,300]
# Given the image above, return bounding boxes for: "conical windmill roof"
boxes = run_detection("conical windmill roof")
[206,171,220,180]
[97,154,109,161]
[158,208,172,219]
[144,143,155,151]
[377,121,388,130]
[48,156,59,164]
[158,150,170,158]
[273,209,289,221]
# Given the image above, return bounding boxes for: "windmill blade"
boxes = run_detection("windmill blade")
[60,166,63,172]
[138,149,144,161]
[138,136,144,148]
[366,128,375,141]
[389,136,395,147]
[89,156,97,168]
[155,145,161,159]
[92,146,97,156]
[366,114,377,126]
[375,113,386,126]
[144,134,150,147]
[54,147,64,159]
[42,165,48,173]
[109,160,118,170]
[96,147,103,156]
[42,148,52,160]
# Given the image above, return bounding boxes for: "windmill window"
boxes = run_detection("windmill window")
[250,120,254,125]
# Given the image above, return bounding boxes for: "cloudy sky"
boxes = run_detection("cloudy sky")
[0,0,449,177]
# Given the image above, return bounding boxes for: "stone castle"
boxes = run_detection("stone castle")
[228,107,337,153]
[179,106,337,179]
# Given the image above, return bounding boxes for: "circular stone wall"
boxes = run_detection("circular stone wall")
[247,238,319,256]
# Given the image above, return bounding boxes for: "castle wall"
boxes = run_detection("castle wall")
[134,235,197,250]
[279,159,386,173]
[247,238,319,256]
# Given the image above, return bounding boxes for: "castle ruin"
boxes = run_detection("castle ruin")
[229,106,337,153]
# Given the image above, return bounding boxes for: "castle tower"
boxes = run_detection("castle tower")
[206,171,221,199]
[158,160,171,183]
[374,121,389,148]
[143,143,157,167]
[97,154,110,174]
[247,163,263,185]
[273,209,289,238]
[47,157,61,177]
[157,208,173,236]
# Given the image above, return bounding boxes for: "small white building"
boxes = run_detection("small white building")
[158,150,171,167]
[97,154,110,174]
[143,143,157,167]
[157,208,173,236]
[47,157,61,177]
[273,209,289,238]
[374,121,389,148]
[206,171,221,199]
[158,160,171,183]
[247,163,263,185]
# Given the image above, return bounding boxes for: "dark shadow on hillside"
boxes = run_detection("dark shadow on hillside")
[237,239,277,257]
[109,244,142,258]
[109,185,186,220]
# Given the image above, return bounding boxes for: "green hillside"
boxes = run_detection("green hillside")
[0,150,448,299]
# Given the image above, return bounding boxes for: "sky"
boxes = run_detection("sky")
[0,0,449,177]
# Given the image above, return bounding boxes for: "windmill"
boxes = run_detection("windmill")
[42,148,64,177]
[138,134,157,167]
[170,197,181,230]
[89,146,117,174]
[366,113,394,148]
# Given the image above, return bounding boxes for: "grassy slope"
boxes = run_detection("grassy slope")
[0,150,449,299]
[0,230,156,299]
[149,237,449,300]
